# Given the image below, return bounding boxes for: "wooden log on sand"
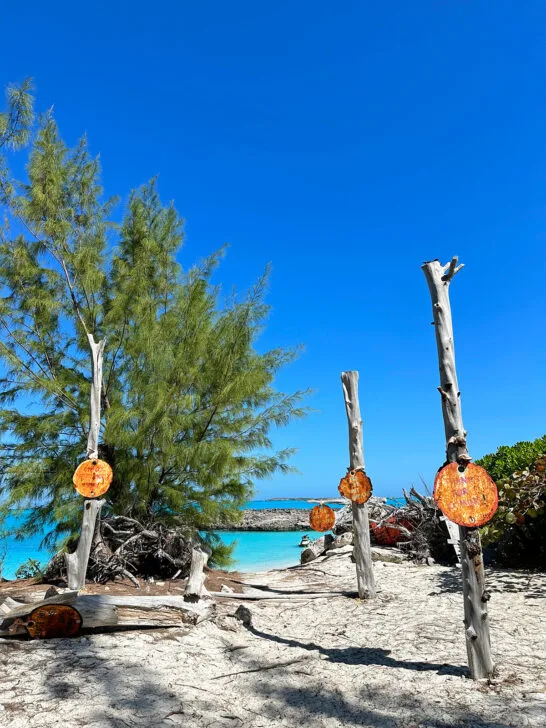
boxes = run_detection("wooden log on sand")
[0,593,214,636]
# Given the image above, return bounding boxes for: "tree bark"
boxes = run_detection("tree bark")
[66,334,106,591]
[341,371,376,599]
[422,257,495,680]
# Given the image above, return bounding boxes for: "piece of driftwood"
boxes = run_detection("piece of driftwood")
[65,333,106,591]
[86,333,106,460]
[341,371,376,599]
[184,548,209,602]
[65,499,105,591]
[440,515,462,563]
[422,257,494,680]
[0,593,213,636]
[0,597,22,615]
[46,515,194,584]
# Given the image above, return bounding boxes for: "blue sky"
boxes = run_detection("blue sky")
[1,1,545,499]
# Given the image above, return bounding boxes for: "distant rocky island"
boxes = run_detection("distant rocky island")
[266,497,345,503]
[211,508,312,531]
[211,499,349,531]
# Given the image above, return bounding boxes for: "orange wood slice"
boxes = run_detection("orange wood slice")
[309,504,336,532]
[338,469,372,504]
[433,462,498,527]
[25,604,82,639]
[73,458,113,498]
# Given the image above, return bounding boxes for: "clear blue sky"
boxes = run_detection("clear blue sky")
[2,1,545,499]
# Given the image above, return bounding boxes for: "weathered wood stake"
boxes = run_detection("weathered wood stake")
[65,499,105,591]
[86,334,106,460]
[65,333,106,591]
[341,371,376,599]
[184,548,209,602]
[422,257,495,680]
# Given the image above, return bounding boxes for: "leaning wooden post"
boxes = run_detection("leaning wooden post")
[422,257,495,680]
[341,371,376,599]
[65,334,106,591]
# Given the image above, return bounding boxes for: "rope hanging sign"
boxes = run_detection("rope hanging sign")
[433,462,498,527]
[309,503,336,532]
[338,469,372,504]
[73,458,113,498]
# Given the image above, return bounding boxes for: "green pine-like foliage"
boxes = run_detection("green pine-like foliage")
[0,80,307,556]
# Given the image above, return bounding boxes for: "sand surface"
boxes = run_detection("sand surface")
[1,548,545,728]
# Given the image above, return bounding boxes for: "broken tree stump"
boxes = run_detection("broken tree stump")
[184,547,209,602]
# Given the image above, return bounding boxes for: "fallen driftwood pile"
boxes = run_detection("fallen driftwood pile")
[308,488,456,565]
[44,515,196,585]
[0,587,214,638]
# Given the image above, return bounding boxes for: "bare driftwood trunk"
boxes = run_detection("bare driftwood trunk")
[65,499,105,590]
[65,333,106,591]
[422,257,494,680]
[341,371,376,599]
[184,548,209,602]
[0,593,213,635]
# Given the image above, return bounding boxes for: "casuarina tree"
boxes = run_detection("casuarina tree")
[0,80,307,570]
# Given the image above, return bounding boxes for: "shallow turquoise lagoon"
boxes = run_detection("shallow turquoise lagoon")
[207,530,308,572]
[1,502,327,578]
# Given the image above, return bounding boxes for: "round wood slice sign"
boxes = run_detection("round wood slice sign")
[433,462,498,527]
[73,458,113,498]
[25,604,82,639]
[338,469,372,504]
[309,504,336,532]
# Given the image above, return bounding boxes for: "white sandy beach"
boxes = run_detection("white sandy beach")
[1,547,545,728]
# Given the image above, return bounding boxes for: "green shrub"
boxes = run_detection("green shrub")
[478,437,546,568]
[476,435,546,482]
[14,558,43,580]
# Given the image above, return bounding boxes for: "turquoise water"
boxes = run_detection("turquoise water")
[209,530,307,572]
[0,498,370,578]
[1,513,54,580]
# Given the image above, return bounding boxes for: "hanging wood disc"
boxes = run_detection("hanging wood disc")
[338,469,372,504]
[25,604,82,639]
[433,462,498,527]
[73,458,113,498]
[309,504,336,532]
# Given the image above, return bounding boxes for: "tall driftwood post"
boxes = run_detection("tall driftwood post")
[422,257,494,680]
[341,371,376,599]
[65,334,106,591]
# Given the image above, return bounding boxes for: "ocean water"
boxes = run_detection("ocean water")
[209,530,308,572]
[0,498,362,578]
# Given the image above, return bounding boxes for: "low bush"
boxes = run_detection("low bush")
[477,437,546,569]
